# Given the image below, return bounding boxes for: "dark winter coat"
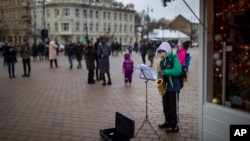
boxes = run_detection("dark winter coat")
[75,44,84,61]
[5,46,17,63]
[97,42,111,73]
[84,44,95,70]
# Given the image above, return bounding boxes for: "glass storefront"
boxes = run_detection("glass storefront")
[210,0,250,113]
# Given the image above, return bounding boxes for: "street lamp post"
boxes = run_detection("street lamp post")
[38,0,46,44]
[146,6,153,41]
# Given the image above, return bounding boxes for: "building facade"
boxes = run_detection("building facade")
[31,0,136,45]
[168,14,199,46]
[199,0,250,140]
[0,0,32,46]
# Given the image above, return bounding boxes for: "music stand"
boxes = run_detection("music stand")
[134,64,160,139]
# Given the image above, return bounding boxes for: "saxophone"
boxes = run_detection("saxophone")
[156,58,166,96]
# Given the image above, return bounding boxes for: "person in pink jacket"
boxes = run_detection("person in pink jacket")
[177,43,187,83]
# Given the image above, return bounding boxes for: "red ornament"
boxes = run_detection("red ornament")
[214,43,221,50]
[238,63,243,69]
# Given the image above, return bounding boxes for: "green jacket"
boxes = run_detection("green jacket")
[159,52,182,92]
[20,44,31,60]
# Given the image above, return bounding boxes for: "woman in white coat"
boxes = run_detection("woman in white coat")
[49,41,59,68]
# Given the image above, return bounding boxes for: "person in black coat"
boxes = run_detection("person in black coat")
[4,41,17,78]
[94,39,100,80]
[84,40,95,84]
[139,40,148,64]
[75,42,84,68]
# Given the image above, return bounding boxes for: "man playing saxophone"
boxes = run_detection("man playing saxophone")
[157,42,182,134]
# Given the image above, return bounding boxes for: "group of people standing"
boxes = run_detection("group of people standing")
[1,40,32,78]
[62,38,112,86]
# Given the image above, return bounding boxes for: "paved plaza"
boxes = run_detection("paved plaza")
[0,47,199,141]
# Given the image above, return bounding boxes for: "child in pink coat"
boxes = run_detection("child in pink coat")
[122,53,134,84]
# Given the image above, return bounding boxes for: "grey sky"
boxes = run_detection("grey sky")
[116,0,200,22]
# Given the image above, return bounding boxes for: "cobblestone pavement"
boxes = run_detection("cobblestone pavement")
[0,47,199,141]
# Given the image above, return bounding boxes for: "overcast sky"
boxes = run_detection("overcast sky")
[116,0,200,22]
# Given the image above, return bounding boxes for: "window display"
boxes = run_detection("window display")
[212,0,250,112]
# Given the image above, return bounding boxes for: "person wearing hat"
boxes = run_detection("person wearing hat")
[157,42,182,133]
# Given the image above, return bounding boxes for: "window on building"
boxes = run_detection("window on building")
[103,12,106,20]
[103,23,106,32]
[76,22,80,31]
[107,12,110,20]
[130,14,133,22]
[124,25,127,32]
[96,23,99,32]
[90,23,93,32]
[55,23,58,31]
[54,9,59,18]
[96,11,99,19]
[61,23,69,31]
[130,25,133,33]
[83,10,87,18]
[75,9,80,18]
[83,23,87,32]
[108,23,111,32]
[46,9,50,18]
[119,24,122,32]
[209,1,250,113]
[47,23,50,31]
[114,13,117,20]
[90,10,93,19]
[63,8,70,16]
[119,13,122,21]
[124,14,127,21]
[114,24,117,32]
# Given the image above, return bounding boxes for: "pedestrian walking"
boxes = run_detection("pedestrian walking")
[122,53,134,85]
[75,42,84,69]
[139,40,147,64]
[66,41,75,69]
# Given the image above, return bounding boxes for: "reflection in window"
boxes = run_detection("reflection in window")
[211,1,250,113]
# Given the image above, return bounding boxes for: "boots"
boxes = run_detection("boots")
[101,73,106,86]
[50,60,53,68]
[107,72,112,85]
[55,59,59,68]
[12,71,15,78]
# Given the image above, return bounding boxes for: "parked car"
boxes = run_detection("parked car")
[192,42,199,47]
[59,44,65,52]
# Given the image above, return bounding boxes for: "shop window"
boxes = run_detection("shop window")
[210,0,250,113]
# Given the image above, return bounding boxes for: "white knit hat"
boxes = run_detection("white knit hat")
[157,42,172,55]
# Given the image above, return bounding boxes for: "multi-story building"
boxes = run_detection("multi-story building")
[0,0,32,46]
[31,0,136,45]
[168,14,199,46]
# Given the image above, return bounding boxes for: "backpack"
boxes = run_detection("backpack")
[101,46,110,57]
